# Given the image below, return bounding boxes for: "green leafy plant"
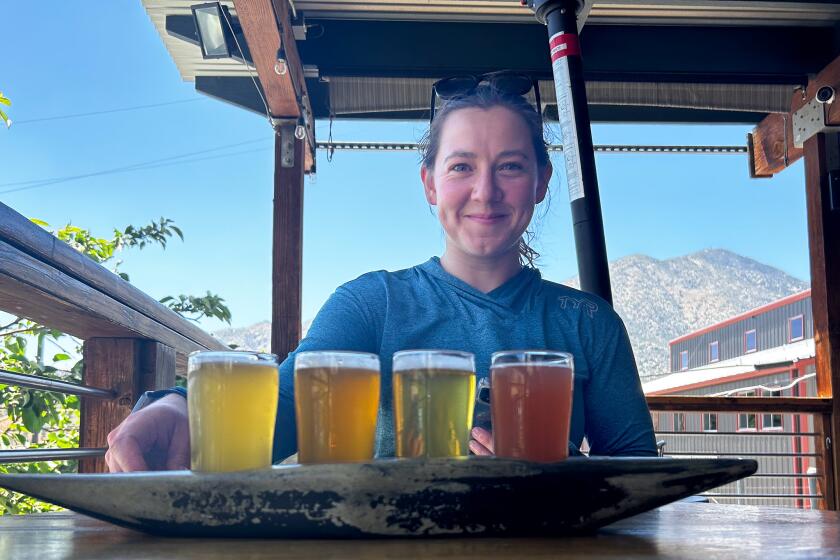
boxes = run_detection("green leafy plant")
[0,218,230,514]
[0,91,10,128]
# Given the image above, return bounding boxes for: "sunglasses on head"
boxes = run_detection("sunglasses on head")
[429,71,542,123]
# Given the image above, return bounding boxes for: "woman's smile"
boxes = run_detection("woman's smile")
[464,211,509,225]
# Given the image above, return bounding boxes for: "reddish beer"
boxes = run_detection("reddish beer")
[490,351,574,462]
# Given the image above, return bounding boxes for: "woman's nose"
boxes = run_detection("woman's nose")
[471,169,502,202]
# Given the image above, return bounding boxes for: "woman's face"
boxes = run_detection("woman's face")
[421,106,551,263]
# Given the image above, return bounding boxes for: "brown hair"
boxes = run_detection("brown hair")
[419,85,549,268]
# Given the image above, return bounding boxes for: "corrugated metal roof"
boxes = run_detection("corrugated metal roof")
[294,0,840,25]
[643,338,815,394]
[141,0,840,82]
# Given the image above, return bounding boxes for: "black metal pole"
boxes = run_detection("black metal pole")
[528,0,612,305]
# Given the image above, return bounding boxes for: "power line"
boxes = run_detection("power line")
[12,98,207,126]
[0,138,271,195]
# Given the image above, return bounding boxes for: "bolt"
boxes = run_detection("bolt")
[118,396,132,407]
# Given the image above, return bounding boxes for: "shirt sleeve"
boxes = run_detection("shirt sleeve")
[583,309,658,457]
[273,281,380,462]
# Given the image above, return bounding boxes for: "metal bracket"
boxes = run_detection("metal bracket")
[278,123,297,168]
[792,97,840,148]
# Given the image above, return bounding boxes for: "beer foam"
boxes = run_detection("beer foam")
[392,350,475,372]
[188,351,278,369]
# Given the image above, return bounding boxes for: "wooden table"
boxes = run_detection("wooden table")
[2,503,838,560]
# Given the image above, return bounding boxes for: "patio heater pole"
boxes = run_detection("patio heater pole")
[528,0,612,305]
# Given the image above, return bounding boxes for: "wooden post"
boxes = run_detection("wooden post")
[805,131,840,509]
[271,128,304,362]
[79,338,175,473]
[815,413,837,510]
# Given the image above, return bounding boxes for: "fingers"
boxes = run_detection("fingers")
[470,427,495,456]
[471,427,494,453]
[112,434,151,472]
[165,417,191,471]
[104,400,187,473]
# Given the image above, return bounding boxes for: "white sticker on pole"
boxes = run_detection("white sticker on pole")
[549,31,585,202]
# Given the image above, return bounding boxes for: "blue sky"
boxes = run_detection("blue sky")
[2,2,810,334]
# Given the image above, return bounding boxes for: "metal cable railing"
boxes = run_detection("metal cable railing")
[655,419,829,506]
[0,368,114,464]
[0,368,114,399]
[0,448,107,464]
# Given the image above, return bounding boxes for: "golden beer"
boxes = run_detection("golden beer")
[392,350,476,458]
[188,351,279,472]
[294,351,380,464]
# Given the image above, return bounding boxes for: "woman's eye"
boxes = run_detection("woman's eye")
[450,163,471,172]
[498,162,524,172]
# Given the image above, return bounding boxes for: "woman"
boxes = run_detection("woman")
[105,80,656,472]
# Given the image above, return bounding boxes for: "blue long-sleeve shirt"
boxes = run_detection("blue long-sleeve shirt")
[273,257,656,460]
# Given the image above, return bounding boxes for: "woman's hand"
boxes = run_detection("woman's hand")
[105,394,190,472]
[469,426,495,456]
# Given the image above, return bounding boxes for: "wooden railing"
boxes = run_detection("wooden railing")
[647,395,836,509]
[0,201,227,473]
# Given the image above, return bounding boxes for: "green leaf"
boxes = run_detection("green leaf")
[52,353,71,362]
[29,218,50,227]
[0,93,10,107]
[21,407,42,434]
[0,108,9,129]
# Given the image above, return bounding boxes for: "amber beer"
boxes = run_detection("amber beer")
[392,350,476,458]
[491,351,574,462]
[294,351,380,463]
[188,351,279,472]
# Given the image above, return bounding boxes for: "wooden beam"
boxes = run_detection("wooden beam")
[747,113,803,178]
[646,396,833,414]
[0,202,224,352]
[0,240,219,354]
[748,55,840,178]
[271,129,304,362]
[232,0,315,172]
[804,132,840,509]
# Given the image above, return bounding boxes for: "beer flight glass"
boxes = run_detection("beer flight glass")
[187,347,573,471]
[188,351,279,472]
[294,351,380,464]
[490,350,575,463]
[392,350,476,458]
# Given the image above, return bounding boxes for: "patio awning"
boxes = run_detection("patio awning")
[140,0,840,123]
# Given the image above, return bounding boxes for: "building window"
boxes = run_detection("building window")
[744,329,757,353]
[763,413,784,430]
[763,390,783,430]
[703,413,718,432]
[788,315,804,342]
[738,413,757,431]
[679,350,689,371]
[738,390,757,431]
[673,413,686,432]
[709,341,719,363]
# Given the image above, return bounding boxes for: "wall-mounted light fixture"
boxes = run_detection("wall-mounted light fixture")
[191,2,236,59]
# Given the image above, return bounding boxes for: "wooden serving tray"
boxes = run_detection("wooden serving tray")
[0,456,756,538]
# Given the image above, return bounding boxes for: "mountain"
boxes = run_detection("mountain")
[213,320,311,355]
[563,249,808,380]
[214,249,808,381]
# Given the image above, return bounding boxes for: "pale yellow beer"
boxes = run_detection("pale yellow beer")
[392,350,476,458]
[294,351,380,464]
[188,351,279,472]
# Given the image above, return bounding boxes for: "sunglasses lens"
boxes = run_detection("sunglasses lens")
[434,76,478,99]
[488,74,533,96]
